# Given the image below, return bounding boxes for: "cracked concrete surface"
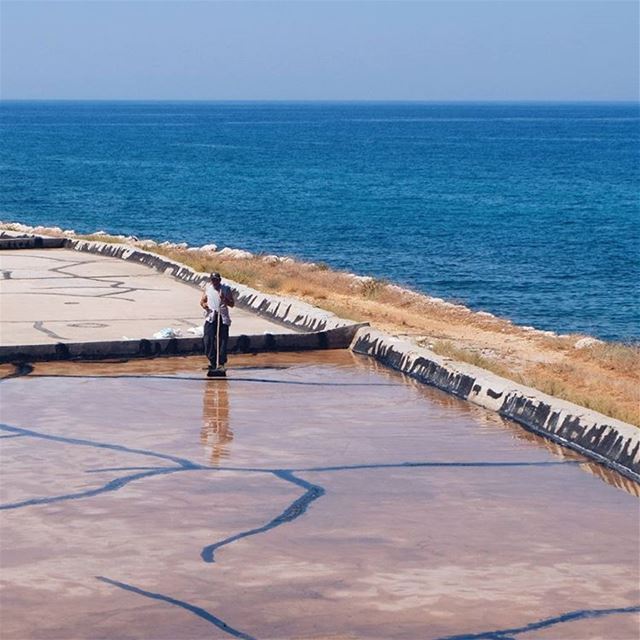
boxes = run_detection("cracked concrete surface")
[0,249,295,345]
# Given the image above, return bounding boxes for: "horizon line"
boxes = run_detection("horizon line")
[1,98,638,105]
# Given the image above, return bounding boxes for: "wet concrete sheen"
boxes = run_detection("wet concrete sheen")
[0,351,638,639]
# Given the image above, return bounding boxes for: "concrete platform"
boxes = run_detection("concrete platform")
[0,249,295,346]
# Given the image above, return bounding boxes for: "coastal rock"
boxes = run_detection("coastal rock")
[12,223,33,232]
[198,243,218,252]
[218,247,254,259]
[349,275,374,286]
[574,337,604,350]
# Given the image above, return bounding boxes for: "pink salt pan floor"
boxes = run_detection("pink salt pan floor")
[0,351,638,640]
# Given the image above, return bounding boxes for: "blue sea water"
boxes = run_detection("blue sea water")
[0,101,638,342]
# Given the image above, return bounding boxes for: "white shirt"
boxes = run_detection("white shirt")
[204,283,232,326]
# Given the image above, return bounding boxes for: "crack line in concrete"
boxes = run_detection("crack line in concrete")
[3,256,168,303]
[201,469,325,563]
[33,320,67,341]
[23,373,398,387]
[435,605,640,639]
[47,259,169,301]
[0,422,583,514]
[0,423,199,469]
[96,577,256,640]
[0,466,184,511]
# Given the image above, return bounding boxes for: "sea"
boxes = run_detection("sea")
[0,101,638,342]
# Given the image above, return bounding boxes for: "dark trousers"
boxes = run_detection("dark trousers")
[203,316,230,368]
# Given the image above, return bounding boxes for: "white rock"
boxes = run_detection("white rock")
[218,247,254,259]
[6,222,28,232]
[350,275,374,284]
[574,337,603,350]
[387,284,410,295]
[199,243,218,252]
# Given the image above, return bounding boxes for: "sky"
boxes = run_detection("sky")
[0,0,638,101]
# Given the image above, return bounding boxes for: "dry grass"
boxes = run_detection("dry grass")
[430,340,516,380]
[4,223,639,426]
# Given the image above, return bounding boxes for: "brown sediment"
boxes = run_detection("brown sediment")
[2,222,639,426]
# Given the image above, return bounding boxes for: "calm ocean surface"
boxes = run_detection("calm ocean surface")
[0,101,638,341]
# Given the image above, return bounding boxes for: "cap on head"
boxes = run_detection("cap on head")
[210,272,221,281]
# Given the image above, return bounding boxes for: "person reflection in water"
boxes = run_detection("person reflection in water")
[201,381,233,465]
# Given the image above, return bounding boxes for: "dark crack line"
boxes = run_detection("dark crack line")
[200,470,325,563]
[96,576,256,640]
[14,290,137,302]
[0,422,204,511]
[0,420,584,514]
[0,423,199,468]
[0,466,184,511]
[86,465,165,473]
[3,273,162,281]
[436,605,640,639]
[36,283,167,292]
[33,320,68,341]
[3,254,80,264]
[44,260,166,301]
[294,460,583,472]
[23,373,397,387]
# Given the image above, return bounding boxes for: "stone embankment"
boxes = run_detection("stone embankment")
[1,226,638,484]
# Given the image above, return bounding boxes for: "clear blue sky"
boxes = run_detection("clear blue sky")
[1,0,637,101]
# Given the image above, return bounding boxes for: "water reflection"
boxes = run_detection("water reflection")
[200,381,232,465]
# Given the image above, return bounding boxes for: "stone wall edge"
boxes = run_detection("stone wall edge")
[350,327,640,483]
[63,237,360,333]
